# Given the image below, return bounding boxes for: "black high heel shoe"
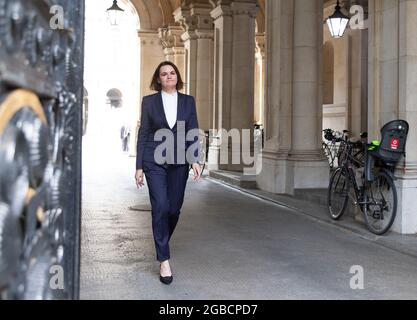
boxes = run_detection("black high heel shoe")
[159,274,173,285]
[160,263,173,285]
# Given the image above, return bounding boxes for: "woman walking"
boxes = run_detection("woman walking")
[135,61,202,285]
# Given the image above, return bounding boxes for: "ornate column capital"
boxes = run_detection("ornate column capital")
[210,5,233,21]
[174,4,213,33]
[137,29,161,46]
[163,46,185,57]
[158,25,184,50]
[182,29,215,42]
[230,1,259,18]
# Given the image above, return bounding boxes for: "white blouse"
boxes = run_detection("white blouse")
[161,90,178,129]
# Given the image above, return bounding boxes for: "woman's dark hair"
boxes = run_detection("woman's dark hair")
[150,61,184,91]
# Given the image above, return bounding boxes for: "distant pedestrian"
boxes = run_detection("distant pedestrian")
[121,125,130,152]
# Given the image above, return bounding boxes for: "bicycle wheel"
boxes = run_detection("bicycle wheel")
[363,170,397,235]
[328,167,349,220]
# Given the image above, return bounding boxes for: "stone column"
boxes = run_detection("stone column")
[257,0,328,195]
[133,30,165,156]
[255,33,265,125]
[208,4,232,170]
[159,26,186,86]
[209,0,258,172]
[346,0,369,137]
[397,0,417,234]
[368,0,399,138]
[257,0,295,193]
[137,30,165,98]
[368,0,417,234]
[288,0,328,190]
[348,28,368,138]
[174,4,214,131]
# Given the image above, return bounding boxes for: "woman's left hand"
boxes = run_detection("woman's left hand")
[192,163,202,181]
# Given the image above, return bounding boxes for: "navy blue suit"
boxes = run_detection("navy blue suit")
[136,91,199,262]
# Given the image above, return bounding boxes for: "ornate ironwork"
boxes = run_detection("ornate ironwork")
[0,0,84,299]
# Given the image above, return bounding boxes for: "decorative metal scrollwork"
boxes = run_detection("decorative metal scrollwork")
[0,0,84,299]
[0,90,65,299]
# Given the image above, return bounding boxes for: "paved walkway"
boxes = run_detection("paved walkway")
[81,150,417,300]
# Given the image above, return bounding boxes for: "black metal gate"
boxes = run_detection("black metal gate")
[0,0,85,299]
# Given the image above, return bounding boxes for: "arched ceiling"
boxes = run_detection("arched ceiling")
[130,0,367,32]
[130,0,265,32]
[129,0,163,30]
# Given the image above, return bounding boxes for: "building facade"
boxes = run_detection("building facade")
[130,0,417,235]
[1,0,416,300]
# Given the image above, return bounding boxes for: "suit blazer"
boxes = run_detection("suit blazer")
[136,91,199,170]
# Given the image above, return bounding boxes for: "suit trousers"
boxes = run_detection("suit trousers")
[143,161,190,262]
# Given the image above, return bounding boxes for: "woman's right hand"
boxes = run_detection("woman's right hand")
[135,169,145,189]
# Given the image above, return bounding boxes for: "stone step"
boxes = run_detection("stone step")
[293,188,362,220]
[294,188,328,207]
[208,170,257,189]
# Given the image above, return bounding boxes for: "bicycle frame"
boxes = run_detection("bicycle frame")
[341,154,363,206]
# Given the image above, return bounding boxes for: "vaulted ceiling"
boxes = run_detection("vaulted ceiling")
[128,0,368,33]
[129,0,265,32]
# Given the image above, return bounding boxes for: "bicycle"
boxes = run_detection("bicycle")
[327,120,409,235]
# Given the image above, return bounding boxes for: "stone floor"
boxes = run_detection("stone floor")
[81,148,417,300]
